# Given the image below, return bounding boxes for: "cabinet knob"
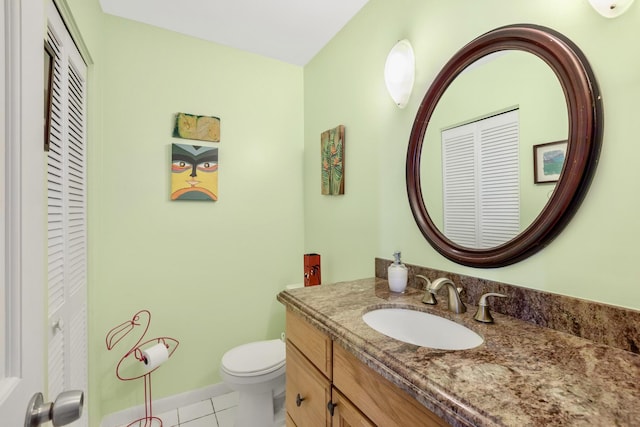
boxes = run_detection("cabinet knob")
[295,393,305,407]
[327,401,337,416]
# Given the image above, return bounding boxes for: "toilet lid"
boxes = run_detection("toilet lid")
[222,339,285,377]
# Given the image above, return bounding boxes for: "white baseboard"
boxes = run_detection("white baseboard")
[100,383,231,427]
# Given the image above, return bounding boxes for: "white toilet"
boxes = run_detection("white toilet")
[220,339,286,427]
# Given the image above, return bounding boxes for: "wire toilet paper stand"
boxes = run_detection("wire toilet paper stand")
[106,309,180,427]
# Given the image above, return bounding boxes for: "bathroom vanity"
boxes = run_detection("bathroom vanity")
[285,308,448,426]
[278,278,640,426]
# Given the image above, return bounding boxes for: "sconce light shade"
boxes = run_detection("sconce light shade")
[384,39,415,108]
[588,0,635,17]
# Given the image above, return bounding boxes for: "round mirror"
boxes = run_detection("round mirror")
[407,24,603,267]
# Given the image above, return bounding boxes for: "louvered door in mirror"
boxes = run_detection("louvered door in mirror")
[441,109,520,249]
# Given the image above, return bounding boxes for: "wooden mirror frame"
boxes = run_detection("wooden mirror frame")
[406,24,603,267]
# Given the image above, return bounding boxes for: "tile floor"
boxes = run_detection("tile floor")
[116,391,286,427]
[117,391,239,427]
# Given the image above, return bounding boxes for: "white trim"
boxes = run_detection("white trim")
[99,383,232,427]
[0,0,46,423]
[0,0,6,379]
[4,0,22,381]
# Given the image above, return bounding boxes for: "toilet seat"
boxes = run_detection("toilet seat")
[221,339,285,377]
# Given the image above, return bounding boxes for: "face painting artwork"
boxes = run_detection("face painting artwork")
[171,143,218,201]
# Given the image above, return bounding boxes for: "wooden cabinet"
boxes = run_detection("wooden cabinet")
[330,388,374,427]
[286,342,331,427]
[333,345,449,427]
[286,310,333,427]
[285,309,450,427]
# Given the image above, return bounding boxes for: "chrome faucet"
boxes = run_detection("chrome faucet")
[425,278,466,314]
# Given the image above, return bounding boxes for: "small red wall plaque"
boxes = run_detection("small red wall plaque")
[304,253,321,286]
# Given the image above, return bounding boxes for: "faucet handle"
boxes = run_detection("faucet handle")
[473,293,507,323]
[415,274,431,288]
[422,290,437,305]
[416,275,437,304]
[416,275,433,296]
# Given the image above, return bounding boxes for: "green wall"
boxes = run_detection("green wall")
[305,0,640,307]
[67,1,304,424]
[64,0,640,424]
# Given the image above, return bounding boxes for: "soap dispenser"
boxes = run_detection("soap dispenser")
[388,251,408,293]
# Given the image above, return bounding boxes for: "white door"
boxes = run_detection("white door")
[1,1,85,425]
[0,0,47,425]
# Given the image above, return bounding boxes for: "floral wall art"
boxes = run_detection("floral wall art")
[321,125,345,195]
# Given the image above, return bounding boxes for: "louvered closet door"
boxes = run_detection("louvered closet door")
[46,1,88,426]
[477,110,520,248]
[441,125,478,248]
[442,109,520,249]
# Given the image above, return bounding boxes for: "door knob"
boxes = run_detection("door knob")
[24,390,84,427]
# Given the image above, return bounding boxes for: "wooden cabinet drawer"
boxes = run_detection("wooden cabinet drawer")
[333,344,450,427]
[286,341,331,427]
[286,309,332,379]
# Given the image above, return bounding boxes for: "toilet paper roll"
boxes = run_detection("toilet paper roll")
[285,283,304,290]
[142,343,169,371]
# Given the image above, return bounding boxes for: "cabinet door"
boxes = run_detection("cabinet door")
[331,388,374,427]
[286,342,331,427]
[286,309,332,379]
[286,412,297,426]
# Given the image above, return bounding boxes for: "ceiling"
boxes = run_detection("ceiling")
[99,0,370,66]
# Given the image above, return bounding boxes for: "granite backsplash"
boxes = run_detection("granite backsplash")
[375,258,640,354]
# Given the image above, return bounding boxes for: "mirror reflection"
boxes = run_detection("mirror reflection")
[420,51,568,249]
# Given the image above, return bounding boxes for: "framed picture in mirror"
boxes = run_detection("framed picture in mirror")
[534,140,567,184]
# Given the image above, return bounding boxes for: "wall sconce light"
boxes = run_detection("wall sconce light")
[384,39,415,109]
[588,0,635,17]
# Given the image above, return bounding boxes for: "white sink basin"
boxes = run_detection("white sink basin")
[362,308,483,350]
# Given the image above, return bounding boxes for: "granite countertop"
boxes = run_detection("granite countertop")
[277,278,640,427]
